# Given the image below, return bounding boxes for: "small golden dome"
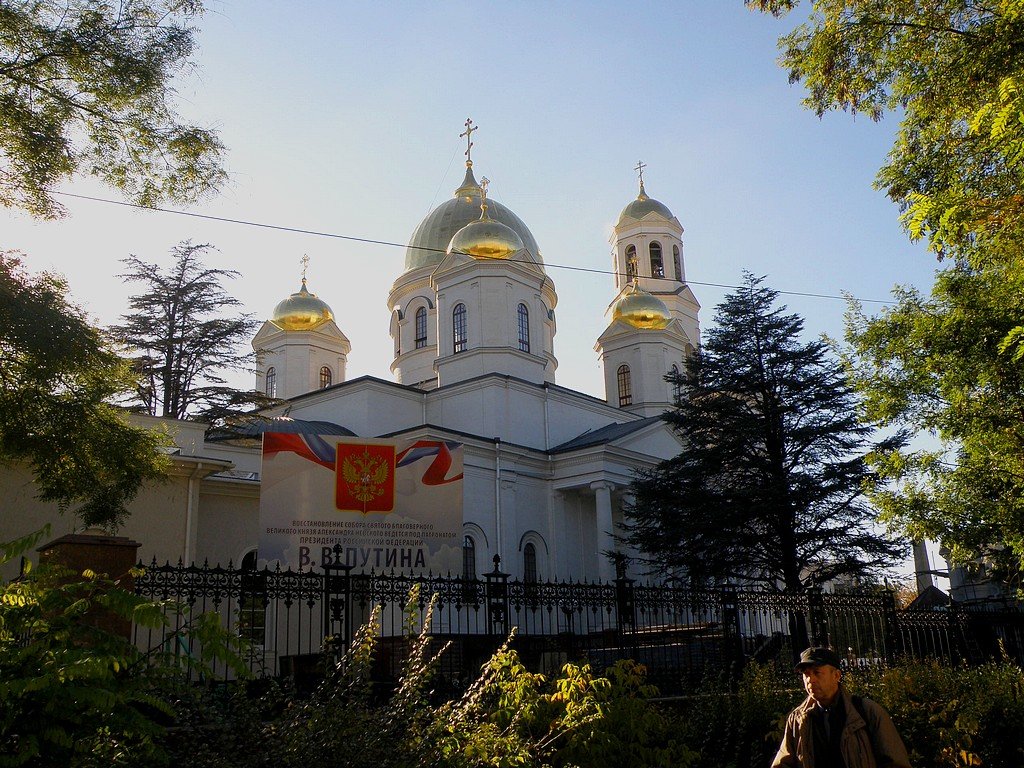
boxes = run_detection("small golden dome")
[447,201,524,260]
[271,279,335,331]
[612,282,672,330]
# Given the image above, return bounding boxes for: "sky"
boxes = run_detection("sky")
[3,1,937,401]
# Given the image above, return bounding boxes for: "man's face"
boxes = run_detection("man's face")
[801,663,841,705]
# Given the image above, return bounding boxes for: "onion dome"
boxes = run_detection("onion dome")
[612,282,672,330]
[270,279,335,331]
[404,164,541,271]
[617,179,675,227]
[447,189,524,260]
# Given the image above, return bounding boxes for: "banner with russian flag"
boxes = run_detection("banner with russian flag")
[259,435,463,574]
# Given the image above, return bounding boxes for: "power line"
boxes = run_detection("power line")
[50,189,896,305]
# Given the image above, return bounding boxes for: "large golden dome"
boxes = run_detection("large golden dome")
[271,279,334,331]
[404,165,541,271]
[448,201,525,260]
[612,282,672,330]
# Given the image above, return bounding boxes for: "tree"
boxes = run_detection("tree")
[0,252,166,528]
[0,0,225,218]
[108,241,274,423]
[621,274,905,591]
[745,1,1024,578]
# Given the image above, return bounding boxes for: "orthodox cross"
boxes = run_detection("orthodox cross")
[634,160,646,188]
[460,118,477,165]
[300,254,310,282]
[480,176,489,202]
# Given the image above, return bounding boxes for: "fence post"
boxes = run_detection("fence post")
[485,555,510,638]
[882,588,899,664]
[805,585,830,647]
[322,543,354,656]
[614,559,636,647]
[720,584,745,681]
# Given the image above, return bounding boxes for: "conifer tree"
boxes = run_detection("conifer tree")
[622,274,905,591]
[109,241,274,423]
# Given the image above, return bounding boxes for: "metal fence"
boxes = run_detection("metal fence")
[132,556,1024,695]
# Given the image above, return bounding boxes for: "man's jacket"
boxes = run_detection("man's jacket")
[771,685,911,768]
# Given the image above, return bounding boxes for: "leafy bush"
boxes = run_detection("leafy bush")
[0,529,249,767]
[846,660,1024,768]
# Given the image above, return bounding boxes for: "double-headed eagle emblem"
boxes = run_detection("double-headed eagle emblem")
[341,447,390,505]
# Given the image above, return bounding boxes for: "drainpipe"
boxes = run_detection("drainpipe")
[543,384,550,450]
[494,437,502,562]
[184,463,206,566]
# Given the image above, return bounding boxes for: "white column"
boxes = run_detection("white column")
[590,480,616,583]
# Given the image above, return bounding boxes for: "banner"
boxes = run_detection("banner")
[259,434,464,573]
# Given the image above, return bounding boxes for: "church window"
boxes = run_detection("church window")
[415,306,428,349]
[650,241,664,278]
[463,536,476,581]
[670,363,682,400]
[617,364,632,407]
[453,303,467,353]
[523,542,537,583]
[625,245,637,280]
[673,245,682,281]
[265,367,277,398]
[319,366,332,389]
[517,303,530,352]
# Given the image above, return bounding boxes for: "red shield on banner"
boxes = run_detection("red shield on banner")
[335,443,396,513]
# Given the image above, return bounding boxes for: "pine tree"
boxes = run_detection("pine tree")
[622,273,905,591]
[109,241,274,423]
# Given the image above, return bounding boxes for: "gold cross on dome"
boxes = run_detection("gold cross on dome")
[480,176,490,202]
[300,254,310,282]
[634,160,646,187]
[460,118,477,165]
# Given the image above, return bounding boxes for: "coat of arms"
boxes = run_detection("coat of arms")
[335,443,396,513]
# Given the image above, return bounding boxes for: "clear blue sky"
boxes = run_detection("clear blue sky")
[2,1,936,399]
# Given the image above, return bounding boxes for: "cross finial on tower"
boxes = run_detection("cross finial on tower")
[460,118,477,166]
[300,254,310,283]
[480,176,489,202]
[634,160,647,193]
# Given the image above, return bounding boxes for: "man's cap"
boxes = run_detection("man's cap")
[795,647,842,671]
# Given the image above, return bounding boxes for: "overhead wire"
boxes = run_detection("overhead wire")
[49,189,896,305]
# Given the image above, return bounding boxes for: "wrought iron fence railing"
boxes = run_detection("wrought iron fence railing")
[132,557,1024,695]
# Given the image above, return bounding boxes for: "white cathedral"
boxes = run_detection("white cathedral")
[3,135,702,585]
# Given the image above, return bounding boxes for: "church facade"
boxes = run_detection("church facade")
[2,139,701,585]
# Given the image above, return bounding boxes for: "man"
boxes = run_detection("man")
[772,647,911,768]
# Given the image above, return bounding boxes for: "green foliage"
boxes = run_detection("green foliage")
[0,252,168,528]
[0,533,250,767]
[624,273,905,590]
[845,264,1024,580]
[674,664,802,768]
[846,661,1024,768]
[0,0,225,218]
[108,241,274,423]
[749,0,1024,581]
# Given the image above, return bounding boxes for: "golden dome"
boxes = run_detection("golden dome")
[271,279,335,331]
[612,282,672,330]
[447,200,525,260]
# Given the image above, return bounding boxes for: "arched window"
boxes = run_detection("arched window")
[453,303,467,353]
[625,245,637,279]
[523,542,538,583]
[415,306,428,349]
[650,241,664,278]
[673,244,682,281]
[617,364,632,407]
[462,536,476,581]
[265,367,277,398]
[319,366,332,389]
[517,303,530,352]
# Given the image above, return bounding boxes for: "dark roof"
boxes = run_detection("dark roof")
[207,416,356,442]
[550,416,663,453]
[906,584,952,611]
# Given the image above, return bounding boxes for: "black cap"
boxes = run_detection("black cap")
[795,647,842,671]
